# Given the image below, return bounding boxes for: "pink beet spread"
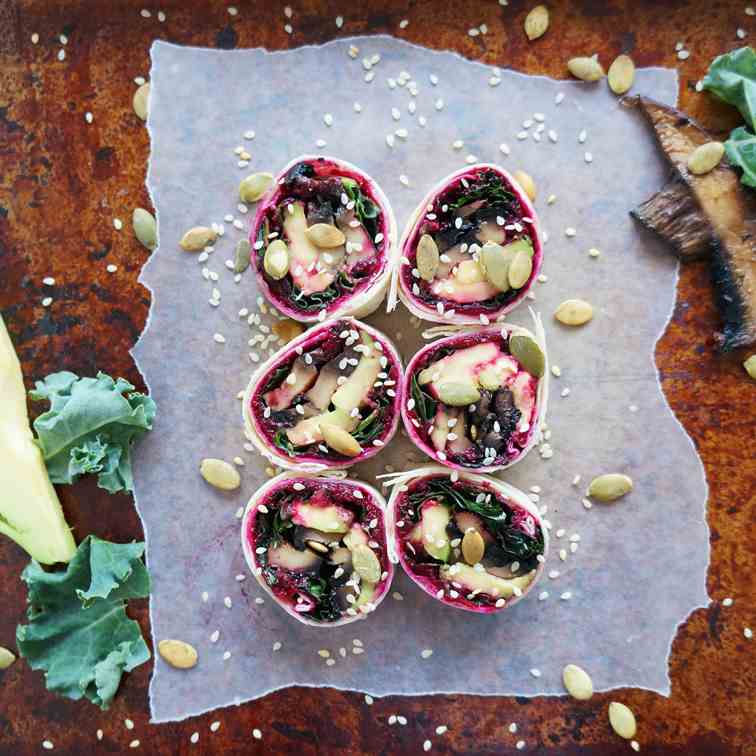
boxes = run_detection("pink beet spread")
[400,165,542,318]
[246,477,391,623]
[393,473,545,613]
[401,329,540,471]
[250,157,390,319]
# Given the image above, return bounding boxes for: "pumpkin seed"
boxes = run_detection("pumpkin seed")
[158,639,198,669]
[461,529,485,565]
[0,646,16,670]
[239,172,273,203]
[263,239,290,280]
[132,208,157,250]
[233,239,251,273]
[509,334,545,377]
[480,242,512,292]
[306,539,329,554]
[514,170,536,201]
[554,298,593,326]
[524,5,549,41]
[608,702,637,739]
[305,223,345,248]
[687,141,725,175]
[272,318,304,344]
[435,381,481,406]
[199,458,241,490]
[608,54,635,94]
[416,234,440,282]
[508,248,533,289]
[562,664,594,700]
[567,56,606,82]
[133,82,150,120]
[352,544,382,583]
[588,473,633,502]
[744,354,756,380]
[180,226,217,252]
[320,423,363,457]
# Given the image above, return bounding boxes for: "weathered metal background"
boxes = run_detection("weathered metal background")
[0,1,754,753]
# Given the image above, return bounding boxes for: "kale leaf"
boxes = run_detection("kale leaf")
[410,374,437,423]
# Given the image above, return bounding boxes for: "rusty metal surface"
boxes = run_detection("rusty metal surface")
[0,1,754,754]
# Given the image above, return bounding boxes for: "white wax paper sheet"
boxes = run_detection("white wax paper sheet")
[132,36,710,723]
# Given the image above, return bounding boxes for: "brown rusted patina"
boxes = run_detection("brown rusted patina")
[0,1,754,754]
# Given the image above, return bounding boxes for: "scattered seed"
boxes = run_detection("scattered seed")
[687,141,725,175]
[132,208,157,250]
[563,664,594,699]
[567,56,605,81]
[158,639,198,669]
[0,647,16,669]
[588,473,633,501]
[239,172,273,203]
[416,234,440,281]
[133,82,150,121]
[461,530,485,565]
[555,298,593,325]
[524,5,549,40]
[199,458,241,490]
[744,355,756,380]
[608,54,635,94]
[608,702,637,739]
[180,226,217,252]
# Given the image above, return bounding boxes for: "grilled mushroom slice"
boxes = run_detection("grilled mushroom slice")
[629,96,756,349]
[242,473,393,626]
[401,323,547,473]
[243,316,403,471]
[390,163,543,325]
[251,155,397,323]
[387,467,548,613]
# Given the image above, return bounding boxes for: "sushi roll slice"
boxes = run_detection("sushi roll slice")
[390,163,542,325]
[251,155,397,323]
[242,472,394,626]
[387,466,548,613]
[243,316,403,471]
[401,322,547,472]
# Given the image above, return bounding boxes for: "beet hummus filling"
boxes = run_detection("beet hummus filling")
[245,477,392,624]
[252,157,391,319]
[402,328,545,470]
[399,165,541,320]
[391,472,546,612]
[247,318,402,466]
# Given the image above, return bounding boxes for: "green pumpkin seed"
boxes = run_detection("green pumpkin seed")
[158,639,198,669]
[234,239,251,273]
[508,248,534,289]
[461,530,485,565]
[509,334,545,377]
[687,141,725,176]
[568,56,605,82]
[351,544,382,583]
[608,54,635,94]
[263,239,290,280]
[608,702,637,739]
[435,381,481,406]
[555,298,593,326]
[0,646,16,670]
[179,226,217,252]
[587,473,633,502]
[744,354,756,380]
[480,242,511,292]
[416,234,440,282]
[562,664,594,700]
[239,172,273,203]
[306,223,346,248]
[200,458,241,490]
[133,82,150,121]
[524,5,549,41]
[132,208,157,250]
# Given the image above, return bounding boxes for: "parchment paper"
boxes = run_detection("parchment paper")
[132,36,710,723]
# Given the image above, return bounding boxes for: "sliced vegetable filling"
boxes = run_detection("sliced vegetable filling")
[393,474,545,611]
[253,158,389,315]
[400,166,539,317]
[248,478,391,623]
[404,329,543,469]
[250,319,401,463]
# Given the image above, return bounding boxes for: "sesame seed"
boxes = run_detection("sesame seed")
[509,722,518,733]
[561,591,572,600]
[399,175,410,187]
[224,596,232,608]
[335,15,344,28]
[423,740,432,752]
[578,129,587,143]
[565,227,576,238]
[140,9,151,17]
[736,27,747,39]
[125,719,134,730]
[677,49,690,60]
[158,11,166,22]
[227,6,238,16]
[745,627,753,639]
[41,297,52,307]
[722,597,733,607]
[538,591,549,600]
[516,741,525,751]
[43,741,54,750]
[31,33,39,44]
[631,742,640,753]
[106,263,118,273]
[421,648,433,659]
[85,111,93,124]
[584,151,593,163]
[129,741,140,749]
[223,651,231,660]
[588,247,601,258]
[96,730,103,741]
[435,98,444,111]
[252,729,262,739]
[549,569,560,579]
[190,732,199,744]
[555,91,565,104]
[323,112,333,126]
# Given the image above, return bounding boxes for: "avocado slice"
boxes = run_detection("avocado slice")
[478,356,518,390]
[430,407,450,451]
[354,580,377,609]
[304,348,358,411]
[285,407,356,446]
[283,201,335,294]
[420,500,451,562]
[343,523,369,550]
[418,343,499,387]
[0,315,76,564]
[331,332,381,413]
[291,503,354,533]
[440,563,535,598]
[268,542,322,573]
[336,210,376,270]
[264,357,318,410]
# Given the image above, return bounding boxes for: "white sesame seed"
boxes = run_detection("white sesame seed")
[423,740,432,752]
[722,597,734,607]
[190,732,199,744]
[745,627,753,639]
[530,668,541,678]
[584,151,593,163]
[31,33,39,44]
[509,723,518,734]
[736,27,748,39]
[538,591,549,601]
[158,11,166,22]
[41,297,53,307]
[125,719,134,730]
[57,49,65,61]
[435,98,444,111]
[252,729,262,739]
[335,15,343,28]
[677,49,690,60]
[228,6,238,16]
[85,111,93,124]
[421,648,433,659]
[140,8,151,17]
[43,741,54,750]
[516,741,525,751]
[129,741,140,749]
[222,651,231,660]
[565,227,576,238]
[561,591,572,600]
